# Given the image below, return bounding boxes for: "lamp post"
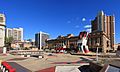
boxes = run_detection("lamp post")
[96,43,99,62]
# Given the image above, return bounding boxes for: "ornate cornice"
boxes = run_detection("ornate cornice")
[0,24,6,27]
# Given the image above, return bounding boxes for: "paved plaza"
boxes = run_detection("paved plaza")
[0,52,120,72]
[0,53,91,72]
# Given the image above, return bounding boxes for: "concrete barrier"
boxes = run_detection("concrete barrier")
[20,54,43,58]
[27,55,30,57]
[31,55,43,58]
[38,55,43,58]
[20,55,25,57]
[20,54,31,57]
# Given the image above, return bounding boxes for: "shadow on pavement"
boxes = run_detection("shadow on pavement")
[80,57,92,63]
[8,62,31,72]
[78,65,93,72]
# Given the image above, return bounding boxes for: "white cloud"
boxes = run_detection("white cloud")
[89,19,92,21]
[76,17,79,20]
[82,18,86,22]
[75,25,79,28]
[84,25,91,28]
[83,24,91,33]
[67,21,71,23]
[86,28,91,33]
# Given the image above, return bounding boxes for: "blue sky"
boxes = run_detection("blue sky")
[0,0,120,43]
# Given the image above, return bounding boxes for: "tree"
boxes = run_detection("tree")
[6,36,14,43]
[5,36,14,50]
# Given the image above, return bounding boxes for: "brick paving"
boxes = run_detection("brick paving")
[36,66,55,72]
[8,62,31,72]
[51,60,86,64]
[0,53,93,72]
[7,58,28,61]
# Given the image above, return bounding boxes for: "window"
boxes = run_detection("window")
[0,17,3,22]
[107,41,109,47]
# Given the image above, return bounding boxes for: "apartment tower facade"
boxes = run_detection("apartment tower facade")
[35,31,49,50]
[90,11,115,52]
[6,28,23,42]
[0,13,6,47]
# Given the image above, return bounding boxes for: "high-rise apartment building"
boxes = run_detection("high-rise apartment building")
[6,28,23,42]
[6,28,12,37]
[35,31,49,50]
[0,13,6,47]
[89,11,115,52]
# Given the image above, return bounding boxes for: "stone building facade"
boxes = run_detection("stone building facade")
[0,13,6,47]
[46,34,79,49]
[89,11,115,53]
[46,11,115,53]
[88,31,110,53]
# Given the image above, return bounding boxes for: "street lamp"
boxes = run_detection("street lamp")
[96,43,99,62]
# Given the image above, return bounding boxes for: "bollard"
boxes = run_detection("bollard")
[27,55,30,57]
[3,47,7,54]
[38,55,43,58]
[21,55,25,57]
